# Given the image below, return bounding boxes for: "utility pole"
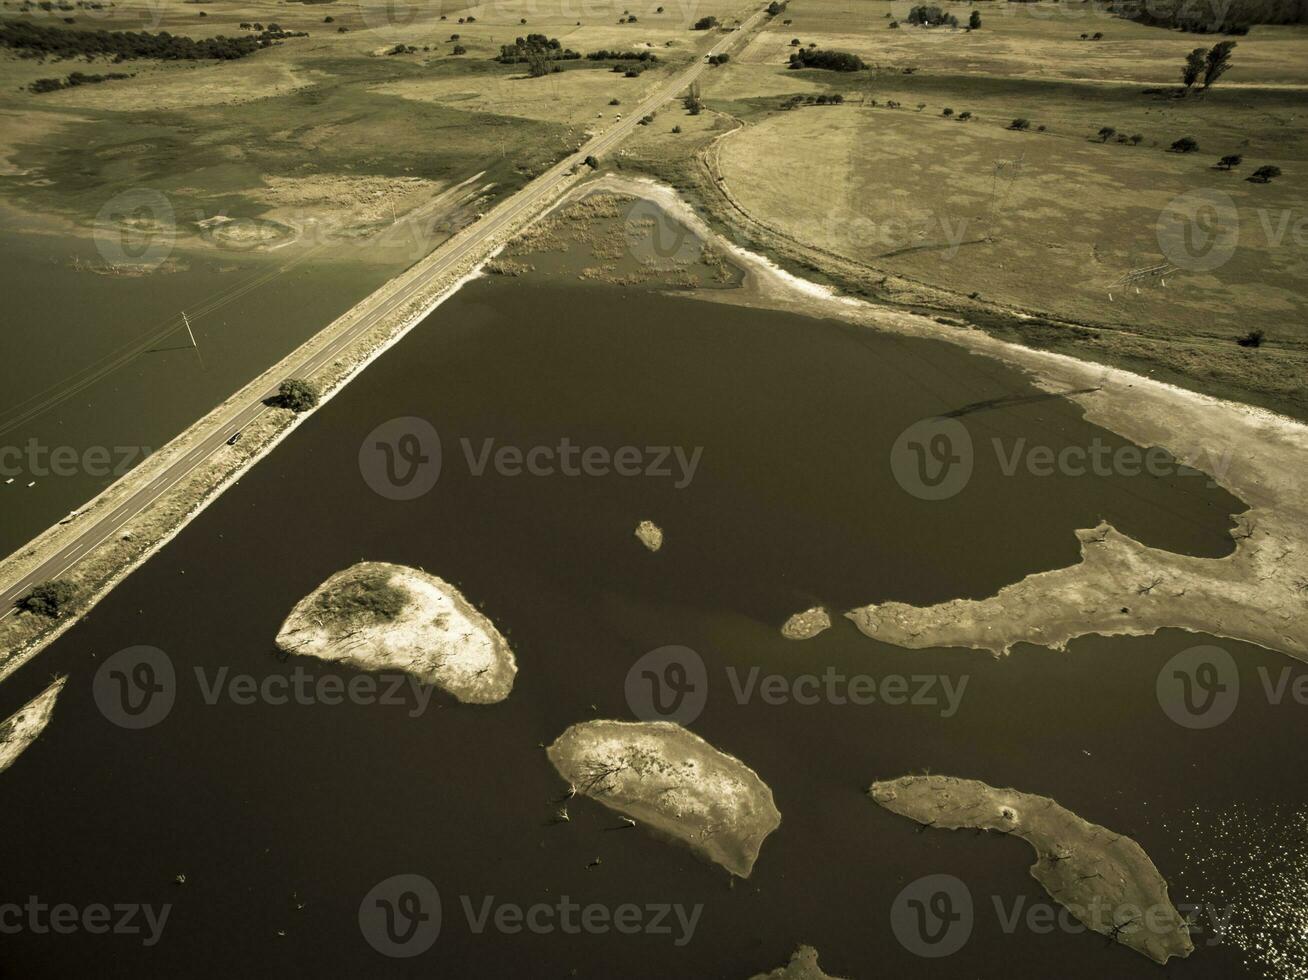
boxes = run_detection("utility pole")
[182,311,205,370]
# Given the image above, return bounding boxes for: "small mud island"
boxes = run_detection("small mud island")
[547,720,781,877]
[0,675,66,775]
[748,946,846,980]
[871,775,1192,964]
[635,520,664,553]
[275,562,516,704]
[781,607,831,640]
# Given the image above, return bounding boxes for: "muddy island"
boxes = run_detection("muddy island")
[275,562,516,704]
[547,720,781,877]
[870,774,1192,964]
[748,946,846,979]
[781,607,831,640]
[0,675,66,776]
[635,520,664,552]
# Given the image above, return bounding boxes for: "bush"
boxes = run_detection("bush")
[693,15,719,29]
[1097,126,1116,142]
[276,378,319,412]
[315,568,408,623]
[942,107,953,116]
[1236,329,1264,347]
[451,44,466,55]
[584,154,599,169]
[1170,136,1199,152]
[788,48,866,71]
[1010,118,1030,130]
[671,124,682,133]
[19,580,77,618]
[1249,164,1281,183]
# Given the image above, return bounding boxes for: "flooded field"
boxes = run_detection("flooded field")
[0,274,1299,979]
[0,224,397,558]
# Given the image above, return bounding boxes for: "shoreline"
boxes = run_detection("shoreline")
[566,175,1308,664]
[3,173,1305,683]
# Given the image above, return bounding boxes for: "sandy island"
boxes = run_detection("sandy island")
[748,946,846,979]
[0,675,66,775]
[635,520,664,552]
[871,774,1193,964]
[781,607,831,640]
[547,720,781,878]
[275,562,516,704]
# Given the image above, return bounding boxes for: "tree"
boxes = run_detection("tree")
[1097,126,1116,142]
[19,580,77,618]
[968,10,981,28]
[693,15,718,29]
[942,107,954,116]
[527,51,550,76]
[1249,164,1281,183]
[451,44,466,55]
[584,155,599,169]
[1203,40,1236,89]
[1217,153,1242,170]
[1170,136,1199,153]
[277,379,319,412]
[1182,47,1205,89]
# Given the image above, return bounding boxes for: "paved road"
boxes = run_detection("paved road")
[0,9,770,618]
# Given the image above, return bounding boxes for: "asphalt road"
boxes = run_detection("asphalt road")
[0,9,770,618]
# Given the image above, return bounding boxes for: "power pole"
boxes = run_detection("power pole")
[182,311,205,370]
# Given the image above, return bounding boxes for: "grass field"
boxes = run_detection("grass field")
[678,0,1308,418]
[0,0,759,259]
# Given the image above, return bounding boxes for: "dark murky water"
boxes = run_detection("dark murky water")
[0,277,1295,979]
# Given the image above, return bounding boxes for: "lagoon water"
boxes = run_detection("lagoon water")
[0,226,394,558]
[0,276,1298,978]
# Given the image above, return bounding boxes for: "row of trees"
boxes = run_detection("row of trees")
[29,68,130,92]
[1115,0,1299,34]
[0,21,262,60]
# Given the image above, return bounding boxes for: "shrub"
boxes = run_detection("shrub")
[1170,136,1199,152]
[1129,133,1143,144]
[1249,164,1281,182]
[315,568,408,623]
[1236,329,1264,347]
[1010,118,1030,130]
[584,155,599,168]
[609,97,621,105]
[942,107,953,116]
[969,10,981,27]
[276,378,319,412]
[1097,126,1116,142]
[19,580,77,618]
[693,15,718,29]
[452,44,465,54]
[788,48,866,71]
[671,124,682,133]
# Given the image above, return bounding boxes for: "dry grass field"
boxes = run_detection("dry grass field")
[679,0,1308,418]
[0,0,758,258]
